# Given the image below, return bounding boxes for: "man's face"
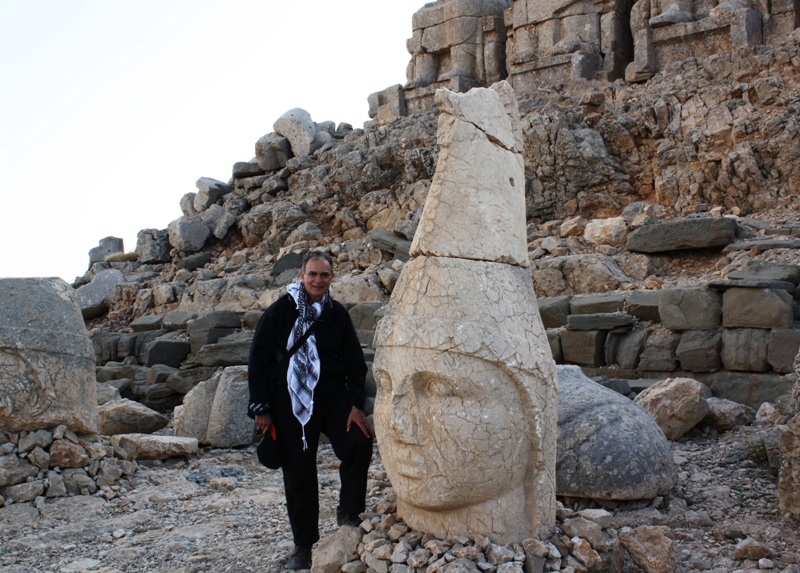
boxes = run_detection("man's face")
[300,258,333,303]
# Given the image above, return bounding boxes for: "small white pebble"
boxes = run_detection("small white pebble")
[759,558,775,569]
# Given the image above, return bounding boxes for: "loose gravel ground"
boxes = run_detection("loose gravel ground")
[1,425,798,573]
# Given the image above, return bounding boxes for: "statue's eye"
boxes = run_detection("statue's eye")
[428,377,456,397]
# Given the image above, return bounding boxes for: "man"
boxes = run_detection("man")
[248,251,373,570]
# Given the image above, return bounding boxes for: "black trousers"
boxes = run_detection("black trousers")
[271,383,373,547]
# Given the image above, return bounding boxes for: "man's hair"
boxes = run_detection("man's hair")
[302,250,334,271]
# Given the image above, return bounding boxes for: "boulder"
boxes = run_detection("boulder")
[201,204,237,240]
[96,383,121,405]
[556,366,677,500]
[703,397,755,431]
[659,288,721,331]
[583,217,628,246]
[48,439,89,468]
[606,329,647,370]
[271,252,304,277]
[626,217,737,253]
[273,108,317,158]
[98,399,169,435]
[162,311,199,331]
[286,222,323,246]
[349,302,384,331]
[722,288,794,329]
[194,177,231,212]
[531,255,632,297]
[111,434,199,460]
[0,278,99,433]
[166,366,217,395]
[1,480,45,503]
[331,273,386,305]
[619,526,675,573]
[75,269,127,319]
[721,328,770,372]
[676,331,721,372]
[129,314,163,332]
[311,524,364,573]
[634,377,710,440]
[205,366,254,448]
[255,132,293,172]
[136,229,170,264]
[369,229,412,262]
[168,216,211,253]
[0,455,38,487]
[176,252,212,271]
[88,237,124,264]
[707,372,793,409]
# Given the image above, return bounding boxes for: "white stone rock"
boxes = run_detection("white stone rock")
[206,366,253,448]
[635,377,710,440]
[111,434,199,460]
[273,108,317,158]
[583,217,629,246]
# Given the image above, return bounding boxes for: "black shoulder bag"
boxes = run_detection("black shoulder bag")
[256,320,320,470]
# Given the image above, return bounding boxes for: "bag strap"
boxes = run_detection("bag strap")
[286,319,319,359]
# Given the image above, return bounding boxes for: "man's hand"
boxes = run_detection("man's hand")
[346,407,373,439]
[255,414,273,434]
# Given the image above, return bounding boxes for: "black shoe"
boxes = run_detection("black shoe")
[336,508,362,528]
[285,545,312,570]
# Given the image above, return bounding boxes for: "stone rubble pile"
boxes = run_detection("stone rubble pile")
[0,426,138,508]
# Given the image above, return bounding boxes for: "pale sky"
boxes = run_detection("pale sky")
[0,0,424,282]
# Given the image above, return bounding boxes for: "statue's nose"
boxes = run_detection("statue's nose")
[390,379,424,445]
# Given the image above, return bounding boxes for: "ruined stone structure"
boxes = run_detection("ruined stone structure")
[369,0,799,122]
[373,82,557,544]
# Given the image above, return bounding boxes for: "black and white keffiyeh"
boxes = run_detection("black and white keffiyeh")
[286,280,329,450]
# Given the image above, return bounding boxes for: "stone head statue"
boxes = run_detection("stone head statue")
[374,81,557,544]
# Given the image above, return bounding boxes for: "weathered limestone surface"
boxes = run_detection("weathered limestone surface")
[703,396,755,431]
[75,269,127,319]
[0,278,98,434]
[619,525,675,573]
[410,84,527,266]
[635,377,710,440]
[557,365,677,500]
[273,108,316,158]
[375,82,556,544]
[98,399,169,436]
[111,434,199,461]
[205,366,253,448]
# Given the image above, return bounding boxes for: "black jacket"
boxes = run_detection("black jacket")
[248,293,367,416]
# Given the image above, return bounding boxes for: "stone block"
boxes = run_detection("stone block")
[539,331,560,366]
[583,217,628,246]
[175,252,212,271]
[369,229,412,262]
[567,313,636,331]
[708,372,793,409]
[274,108,316,158]
[570,293,625,315]
[188,310,241,353]
[129,314,163,332]
[194,177,231,211]
[626,217,737,253]
[255,132,293,172]
[162,311,198,331]
[48,439,89,468]
[168,216,211,253]
[721,328,770,372]
[606,329,647,370]
[201,204,237,240]
[556,366,676,500]
[1,480,44,503]
[625,290,661,322]
[141,338,191,368]
[111,434,199,460]
[561,329,607,367]
[768,329,800,373]
[728,260,800,285]
[194,332,252,367]
[271,252,303,277]
[703,397,755,431]
[206,366,253,448]
[0,455,38,487]
[174,376,220,444]
[722,288,794,329]
[676,331,721,373]
[136,229,170,264]
[0,278,99,434]
[88,236,124,264]
[75,269,127,319]
[659,288,721,331]
[166,367,217,395]
[538,296,571,328]
[635,377,710,440]
[99,399,170,435]
[638,330,680,372]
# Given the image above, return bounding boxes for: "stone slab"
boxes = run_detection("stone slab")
[561,329,607,366]
[567,313,636,331]
[626,217,737,253]
[676,331,721,373]
[728,260,800,285]
[721,328,770,372]
[708,279,795,292]
[768,329,800,373]
[722,288,794,329]
[659,288,721,331]
[205,366,253,448]
[569,294,625,315]
[538,296,571,328]
[723,238,800,253]
[111,434,199,461]
[708,372,793,409]
[625,290,661,323]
